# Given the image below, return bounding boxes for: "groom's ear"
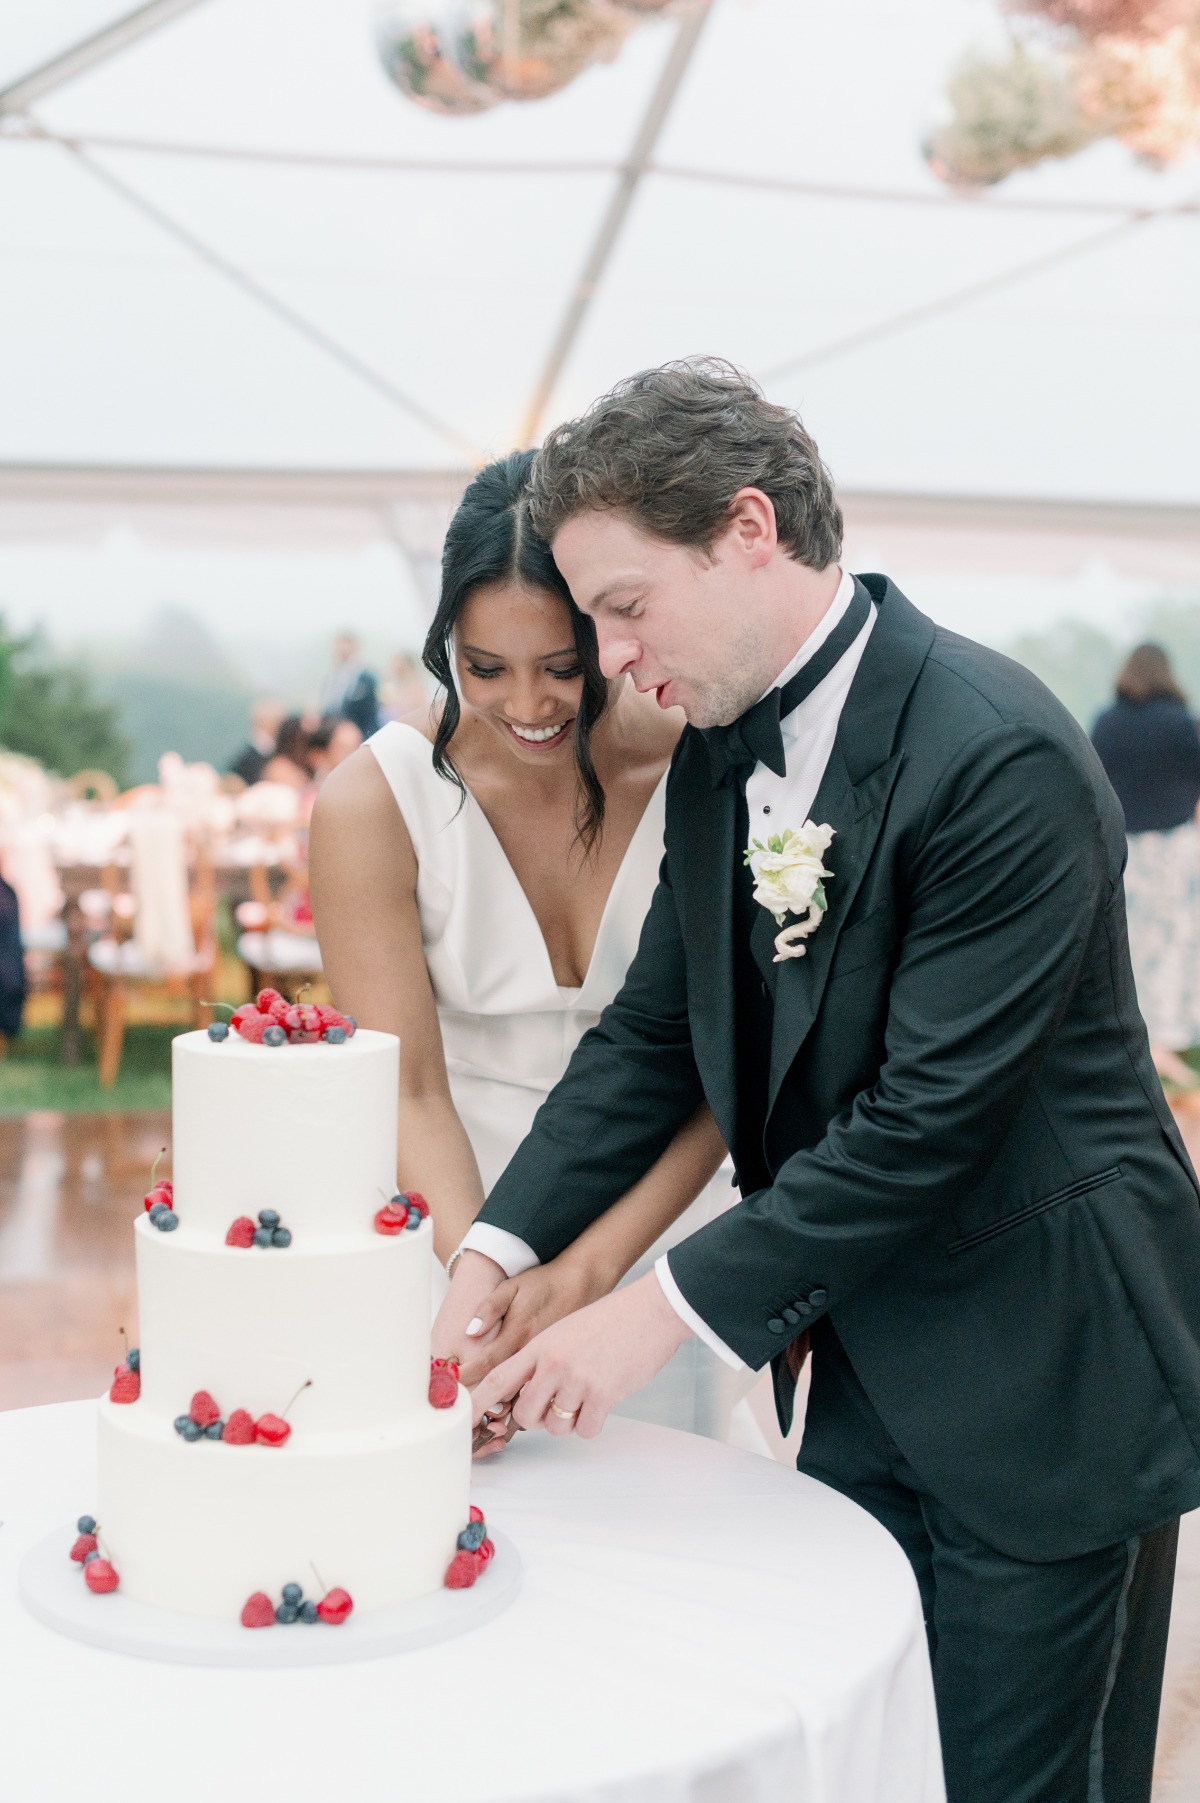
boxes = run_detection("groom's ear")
[723,487,778,569]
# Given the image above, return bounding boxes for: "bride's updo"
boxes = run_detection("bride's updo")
[424,450,610,849]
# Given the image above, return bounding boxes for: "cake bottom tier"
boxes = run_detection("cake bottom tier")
[97,1394,472,1622]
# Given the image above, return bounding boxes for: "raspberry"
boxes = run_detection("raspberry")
[403,1192,430,1219]
[222,1408,255,1445]
[444,1552,478,1589]
[478,1538,495,1566]
[70,1533,98,1563]
[428,1363,459,1410]
[256,988,285,1015]
[85,1558,119,1594]
[109,1365,140,1404]
[231,1003,258,1028]
[235,1010,270,1044]
[315,1004,344,1027]
[469,1505,485,1525]
[225,1215,256,1248]
[189,1390,220,1427]
[241,1591,275,1628]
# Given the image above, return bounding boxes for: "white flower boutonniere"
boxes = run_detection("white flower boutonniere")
[744,821,836,963]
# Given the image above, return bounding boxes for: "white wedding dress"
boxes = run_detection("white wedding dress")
[368,721,744,1440]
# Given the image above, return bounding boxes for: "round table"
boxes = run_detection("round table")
[0,1402,945,1803]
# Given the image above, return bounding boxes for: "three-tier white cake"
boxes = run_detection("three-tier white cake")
[96,1024,472,1624]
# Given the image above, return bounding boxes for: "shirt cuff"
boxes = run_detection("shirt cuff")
[655,1254,747,1371]
[458,1223,541,1279]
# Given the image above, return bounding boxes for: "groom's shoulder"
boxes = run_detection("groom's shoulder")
[911,620,1090,756]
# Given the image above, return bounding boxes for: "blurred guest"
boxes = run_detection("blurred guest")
[306,719,363,787]
[379,651,428,722]
[228,698,285,787]
[262,714,313,791]
[1093,642,1200,1089]
[319,632,379,739]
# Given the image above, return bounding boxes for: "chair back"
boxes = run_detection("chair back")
[129,810,194,971]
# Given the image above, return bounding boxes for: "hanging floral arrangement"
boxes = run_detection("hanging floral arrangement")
[376,0,697,116]
[926,0,1200,185]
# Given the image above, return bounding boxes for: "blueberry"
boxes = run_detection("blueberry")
[205,1420,224,1439]
[405,1207,422,1230]
[173,1415,192,1436]
[299,1600,319,1624]
[252,1226,274,1248]
[323,1026,346,1045]
[281,1583,303,1606]
[345,1016,357,1035]
[155,1209,179,1232]
[126,1348,140,1372]
[263,1024,286,1047]
[272,1227,292,1248]
[258,1209,281,1229]
[82,1549,100,1565]
[457,1519,486,1553]
[77,1514,97,1535]
[179,1418,202,1441]
[148,1200,168,1219]
[207,1021,229,1042]
[275,1602,299,1624]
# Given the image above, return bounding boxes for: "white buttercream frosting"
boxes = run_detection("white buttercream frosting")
[97,1026,473,1621]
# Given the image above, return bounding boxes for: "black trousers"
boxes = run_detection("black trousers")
[797,1323,1179,1803]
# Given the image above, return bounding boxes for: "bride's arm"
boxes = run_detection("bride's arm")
[454,1101,727,1386]
[309,748,487,1263]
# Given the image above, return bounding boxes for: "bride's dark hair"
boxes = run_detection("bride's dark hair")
[423,450,610,850]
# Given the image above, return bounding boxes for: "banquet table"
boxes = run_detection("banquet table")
[0,1401,945,1803]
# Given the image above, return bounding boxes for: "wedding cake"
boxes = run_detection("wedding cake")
[82,998,478,1627]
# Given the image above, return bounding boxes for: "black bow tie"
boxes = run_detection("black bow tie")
[702,582,872,789]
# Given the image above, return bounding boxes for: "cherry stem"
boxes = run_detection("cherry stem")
[200,1000,236,1016]
[309,1560,327,1595]
[281,1378,313,1419]
[149,1146,167,1187]
[119,1325,128,1358]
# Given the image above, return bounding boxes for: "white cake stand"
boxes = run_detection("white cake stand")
[19,1526,521,1667]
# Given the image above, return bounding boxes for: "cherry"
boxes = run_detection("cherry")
[316,1587,353,1625]
[373,1204,407,1237]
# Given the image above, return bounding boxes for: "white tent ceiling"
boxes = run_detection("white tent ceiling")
[1,0,1198,558]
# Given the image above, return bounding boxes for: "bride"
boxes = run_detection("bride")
[310,453,740,1438]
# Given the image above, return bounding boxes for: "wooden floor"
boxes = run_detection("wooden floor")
[2,1107,1200,1793]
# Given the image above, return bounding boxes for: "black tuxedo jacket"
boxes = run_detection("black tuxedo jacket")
[479,576,1200,1560]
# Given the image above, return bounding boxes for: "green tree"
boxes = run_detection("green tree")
[0,618,130,785]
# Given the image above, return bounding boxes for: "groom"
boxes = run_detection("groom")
[444,358,1200,1800]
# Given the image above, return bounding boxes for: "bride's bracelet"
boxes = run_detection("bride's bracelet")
[445,1247,465,1280]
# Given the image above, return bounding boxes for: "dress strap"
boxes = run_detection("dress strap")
[366,722,461,875]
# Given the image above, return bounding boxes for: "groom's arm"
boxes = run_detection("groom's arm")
[465,854,707,1263]
[666,721,1111,1367]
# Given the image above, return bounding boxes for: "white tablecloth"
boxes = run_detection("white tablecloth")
[0,1402,944,1803]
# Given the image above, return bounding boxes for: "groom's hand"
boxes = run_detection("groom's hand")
[472,1272,692,1441]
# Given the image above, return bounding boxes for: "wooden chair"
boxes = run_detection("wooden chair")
[89,830,218,1087]
[235,861,322,1002]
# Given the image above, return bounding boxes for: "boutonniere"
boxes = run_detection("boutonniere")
[744,822,836,963]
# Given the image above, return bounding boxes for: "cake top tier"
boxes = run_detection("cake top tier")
[170,1027,400,1242]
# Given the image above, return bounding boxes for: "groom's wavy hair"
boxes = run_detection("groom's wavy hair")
[424,451,610,851]
[529,357,842,569]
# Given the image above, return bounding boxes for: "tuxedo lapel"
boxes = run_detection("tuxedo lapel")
[766,744,903,1112]
[763,575,936,1117]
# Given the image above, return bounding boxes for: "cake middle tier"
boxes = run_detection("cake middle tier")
[134,1213,432,1433]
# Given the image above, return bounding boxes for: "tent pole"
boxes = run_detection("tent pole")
[515,3,712,449]
[0,0,213,117]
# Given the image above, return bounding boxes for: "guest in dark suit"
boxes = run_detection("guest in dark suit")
[320,632,380,740]
[440,360,1200,1803]
[228,697,285,788]
[1092,643,1200,1091]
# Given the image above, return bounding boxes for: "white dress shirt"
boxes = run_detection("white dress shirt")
[461,569,876,1370]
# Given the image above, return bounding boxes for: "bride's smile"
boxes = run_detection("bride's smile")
[454,578,584,767]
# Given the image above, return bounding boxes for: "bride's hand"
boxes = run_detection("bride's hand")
[432,1249,506,1365]
[457,1254,610,1389]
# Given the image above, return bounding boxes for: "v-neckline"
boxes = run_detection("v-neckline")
[397,725,665,997]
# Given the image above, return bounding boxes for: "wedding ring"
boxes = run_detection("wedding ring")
[549,1399,579,1422]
